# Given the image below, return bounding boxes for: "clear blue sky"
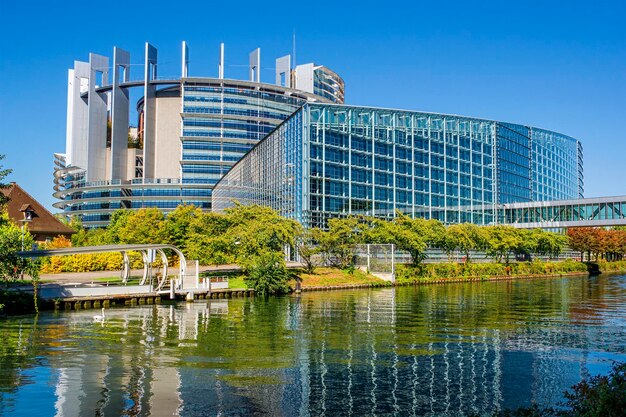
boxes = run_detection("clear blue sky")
[1,0,625,211]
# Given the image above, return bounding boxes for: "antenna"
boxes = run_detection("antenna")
[292,30,296,69]
[218,43,224,79]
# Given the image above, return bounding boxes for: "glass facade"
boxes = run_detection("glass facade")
[55,40,583,229]
[501,197,626,228]
[531,128,583,201]
[55,79,332,228]
[312,66,345,104]
[180,82,309,187]
[496,123,532,203]
[213,104,584,229]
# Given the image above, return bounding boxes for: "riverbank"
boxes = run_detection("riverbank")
[3,260,626,316]
[294,260,626,292]
[295,268,592,292]
[3,273,624,416]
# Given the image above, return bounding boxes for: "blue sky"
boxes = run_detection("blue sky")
[1,1,625,211]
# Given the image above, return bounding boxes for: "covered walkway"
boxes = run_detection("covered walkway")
[18,244,190,292]
[501,196,626,228]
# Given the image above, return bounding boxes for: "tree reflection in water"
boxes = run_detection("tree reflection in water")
[0,274,625,416]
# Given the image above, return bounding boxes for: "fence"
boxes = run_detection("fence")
[355,244,395,282]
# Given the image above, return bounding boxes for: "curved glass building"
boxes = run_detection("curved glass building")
[54,43,343,227]
[212,104,583,228]
[54,41,583,229]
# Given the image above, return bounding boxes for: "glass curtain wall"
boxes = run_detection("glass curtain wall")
[531,128,583,201]
[214,104,584,229]
[215,104,498,228]
[495,123,532,203]
[180,82,308,193]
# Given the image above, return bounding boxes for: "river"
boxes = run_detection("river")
[1,274,625,416]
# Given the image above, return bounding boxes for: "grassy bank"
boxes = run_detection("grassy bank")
[215,260,626,292]
[296,267,387,288]
[395,259,626,284]
[596,260,626,272]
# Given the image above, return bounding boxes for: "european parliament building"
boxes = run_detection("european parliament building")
[54,42,344,228]
[55,41,583,228]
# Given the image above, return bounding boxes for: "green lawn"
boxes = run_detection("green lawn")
[296,267,387,287]
[228,276,248,289]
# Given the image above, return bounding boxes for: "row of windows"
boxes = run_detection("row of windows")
[182,130,264,140]
[184,86,305,106]
[310,180,492,201]
[67,187,214,199]
[310,162,493,184]
[309,107,494,136]
[182,153,241,162]
[132,200,210,209]
[312,149,491,175]
[310,129,493,154]
[183,106,290,121]
[183,141,253,153]
[182,165,230,174]
[309,194,492,212]
[183,118,274,131]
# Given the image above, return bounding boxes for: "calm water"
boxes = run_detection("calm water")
[1,275,625,417]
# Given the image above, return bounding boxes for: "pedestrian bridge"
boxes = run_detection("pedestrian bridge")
[501,196,626,229]
[18,244,192,292]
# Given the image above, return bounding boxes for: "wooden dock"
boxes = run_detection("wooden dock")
[43,287,255,311]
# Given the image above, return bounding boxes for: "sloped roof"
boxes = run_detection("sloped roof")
[0,183,75,236]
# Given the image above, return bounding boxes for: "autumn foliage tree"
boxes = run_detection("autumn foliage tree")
[567,227,626,261]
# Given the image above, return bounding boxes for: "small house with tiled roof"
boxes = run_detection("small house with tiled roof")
[1,182,75,243]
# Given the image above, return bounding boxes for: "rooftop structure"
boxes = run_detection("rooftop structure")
[54,42,344,227]
[2,182,75,242]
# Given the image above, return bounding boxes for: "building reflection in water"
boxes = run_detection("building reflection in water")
[7,276,624,416]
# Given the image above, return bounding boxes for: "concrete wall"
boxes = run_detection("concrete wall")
[39,285,153,300]
[154,93,182,180]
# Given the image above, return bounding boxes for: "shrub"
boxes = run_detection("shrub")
[563,362,626,417]
[243,251,291,296]
[597,260,626,273]
[395,260,590,283]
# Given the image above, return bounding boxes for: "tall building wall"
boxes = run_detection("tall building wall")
[54,42,339,228]
[530,128,583,201]
[495,123,532,204]
[153,92,182,180]
[213,104,584,229]
[55,41,581,229]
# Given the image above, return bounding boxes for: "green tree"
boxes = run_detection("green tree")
[106,209,133,243]
[484,225,523,263]
[296,229,320,274]
[0,154,12,207]
[534,229,567,259]
[165,204,203,251]
[0,211,41,311]
[185,212,234,264]
[226,204,302,261]
[367,215,429,266]
[313,216,366,269]
[74,227,110,247]
[447,223,487,262]
[225,204,301,294]
[0,212,35,282]
[242,250,291,296]
[115,208,168,244]
[563,362,626,417]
